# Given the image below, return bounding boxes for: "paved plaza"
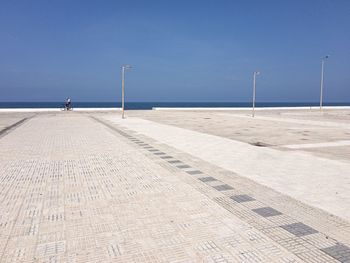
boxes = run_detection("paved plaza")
[0,109,350,262]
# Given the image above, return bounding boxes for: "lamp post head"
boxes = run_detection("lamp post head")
[254,71,260,76]
[122,64,132,69]
[322,55,329,60]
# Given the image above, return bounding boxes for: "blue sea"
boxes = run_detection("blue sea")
[0,102,349,110]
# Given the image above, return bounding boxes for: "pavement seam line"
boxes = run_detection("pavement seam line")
[0,116,34,139]
[91,116,350,262]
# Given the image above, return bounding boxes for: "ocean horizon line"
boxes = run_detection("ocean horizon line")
[1,101,350,110]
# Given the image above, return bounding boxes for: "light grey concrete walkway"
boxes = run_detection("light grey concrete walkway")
[283,140,350,149]
[0,114,305,262]
[105,116,350,222]
[219,113,350,129]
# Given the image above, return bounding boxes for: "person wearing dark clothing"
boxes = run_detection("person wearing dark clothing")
[65,98,72,110]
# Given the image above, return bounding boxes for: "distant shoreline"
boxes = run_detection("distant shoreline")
[1,102,350,110]
[1,106,350,113]
[0,108,122,112]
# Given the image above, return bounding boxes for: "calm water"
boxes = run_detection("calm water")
[0,102,349,110]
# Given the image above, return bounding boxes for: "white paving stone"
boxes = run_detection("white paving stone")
[0,115,303,262]
[105,116,350,222]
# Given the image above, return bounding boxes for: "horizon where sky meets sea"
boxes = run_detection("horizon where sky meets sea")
[0,0,350,103]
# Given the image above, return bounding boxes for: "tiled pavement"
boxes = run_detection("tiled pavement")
[0,114,349,262]
[96,115,350,262]
[103,116,350,222]
[0,116,31,138]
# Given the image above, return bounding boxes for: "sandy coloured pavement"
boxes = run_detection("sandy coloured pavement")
[0,110,350,262]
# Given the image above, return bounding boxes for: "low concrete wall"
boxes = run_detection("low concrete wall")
[0,108,122,113]
[152,106,350,111]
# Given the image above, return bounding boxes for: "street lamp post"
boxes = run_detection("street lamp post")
[121,65,132,119]
[252,71,260,117]
[320,56,329,110]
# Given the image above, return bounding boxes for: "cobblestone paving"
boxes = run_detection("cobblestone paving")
[0,114,309,262]
[97,115,350,262]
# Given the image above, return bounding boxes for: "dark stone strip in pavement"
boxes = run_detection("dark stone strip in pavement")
[230,194,255,203]
[280,222,318,237]
[160,156,173,159]
[154,152,165,155]
[0,116,33,139]
[168,160,182,164]
[213,184,234,191]
[90,116,129,137]
[321,244,350,263]
[148,149,159,152]
[252,207,283,217]
[176,164,191,169]
[91,117,346,262]
[198,177,217,182]
[186,170,203,175]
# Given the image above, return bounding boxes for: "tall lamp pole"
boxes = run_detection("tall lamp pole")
[121,65,132,119]
[320,56,329,110]
[252,71,260,117]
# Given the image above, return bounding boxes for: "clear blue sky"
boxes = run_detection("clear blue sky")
[1,0,349,102]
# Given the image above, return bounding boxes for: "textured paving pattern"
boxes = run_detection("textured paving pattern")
[0,117,30,138]
[230,194,255,203]
[105,115,350,222]
[281,223,318,237]
[321,244,350,262]
[0,114,308,262]
[127,109,350,160]
[252,207,283,217]
[97,115,350,262]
